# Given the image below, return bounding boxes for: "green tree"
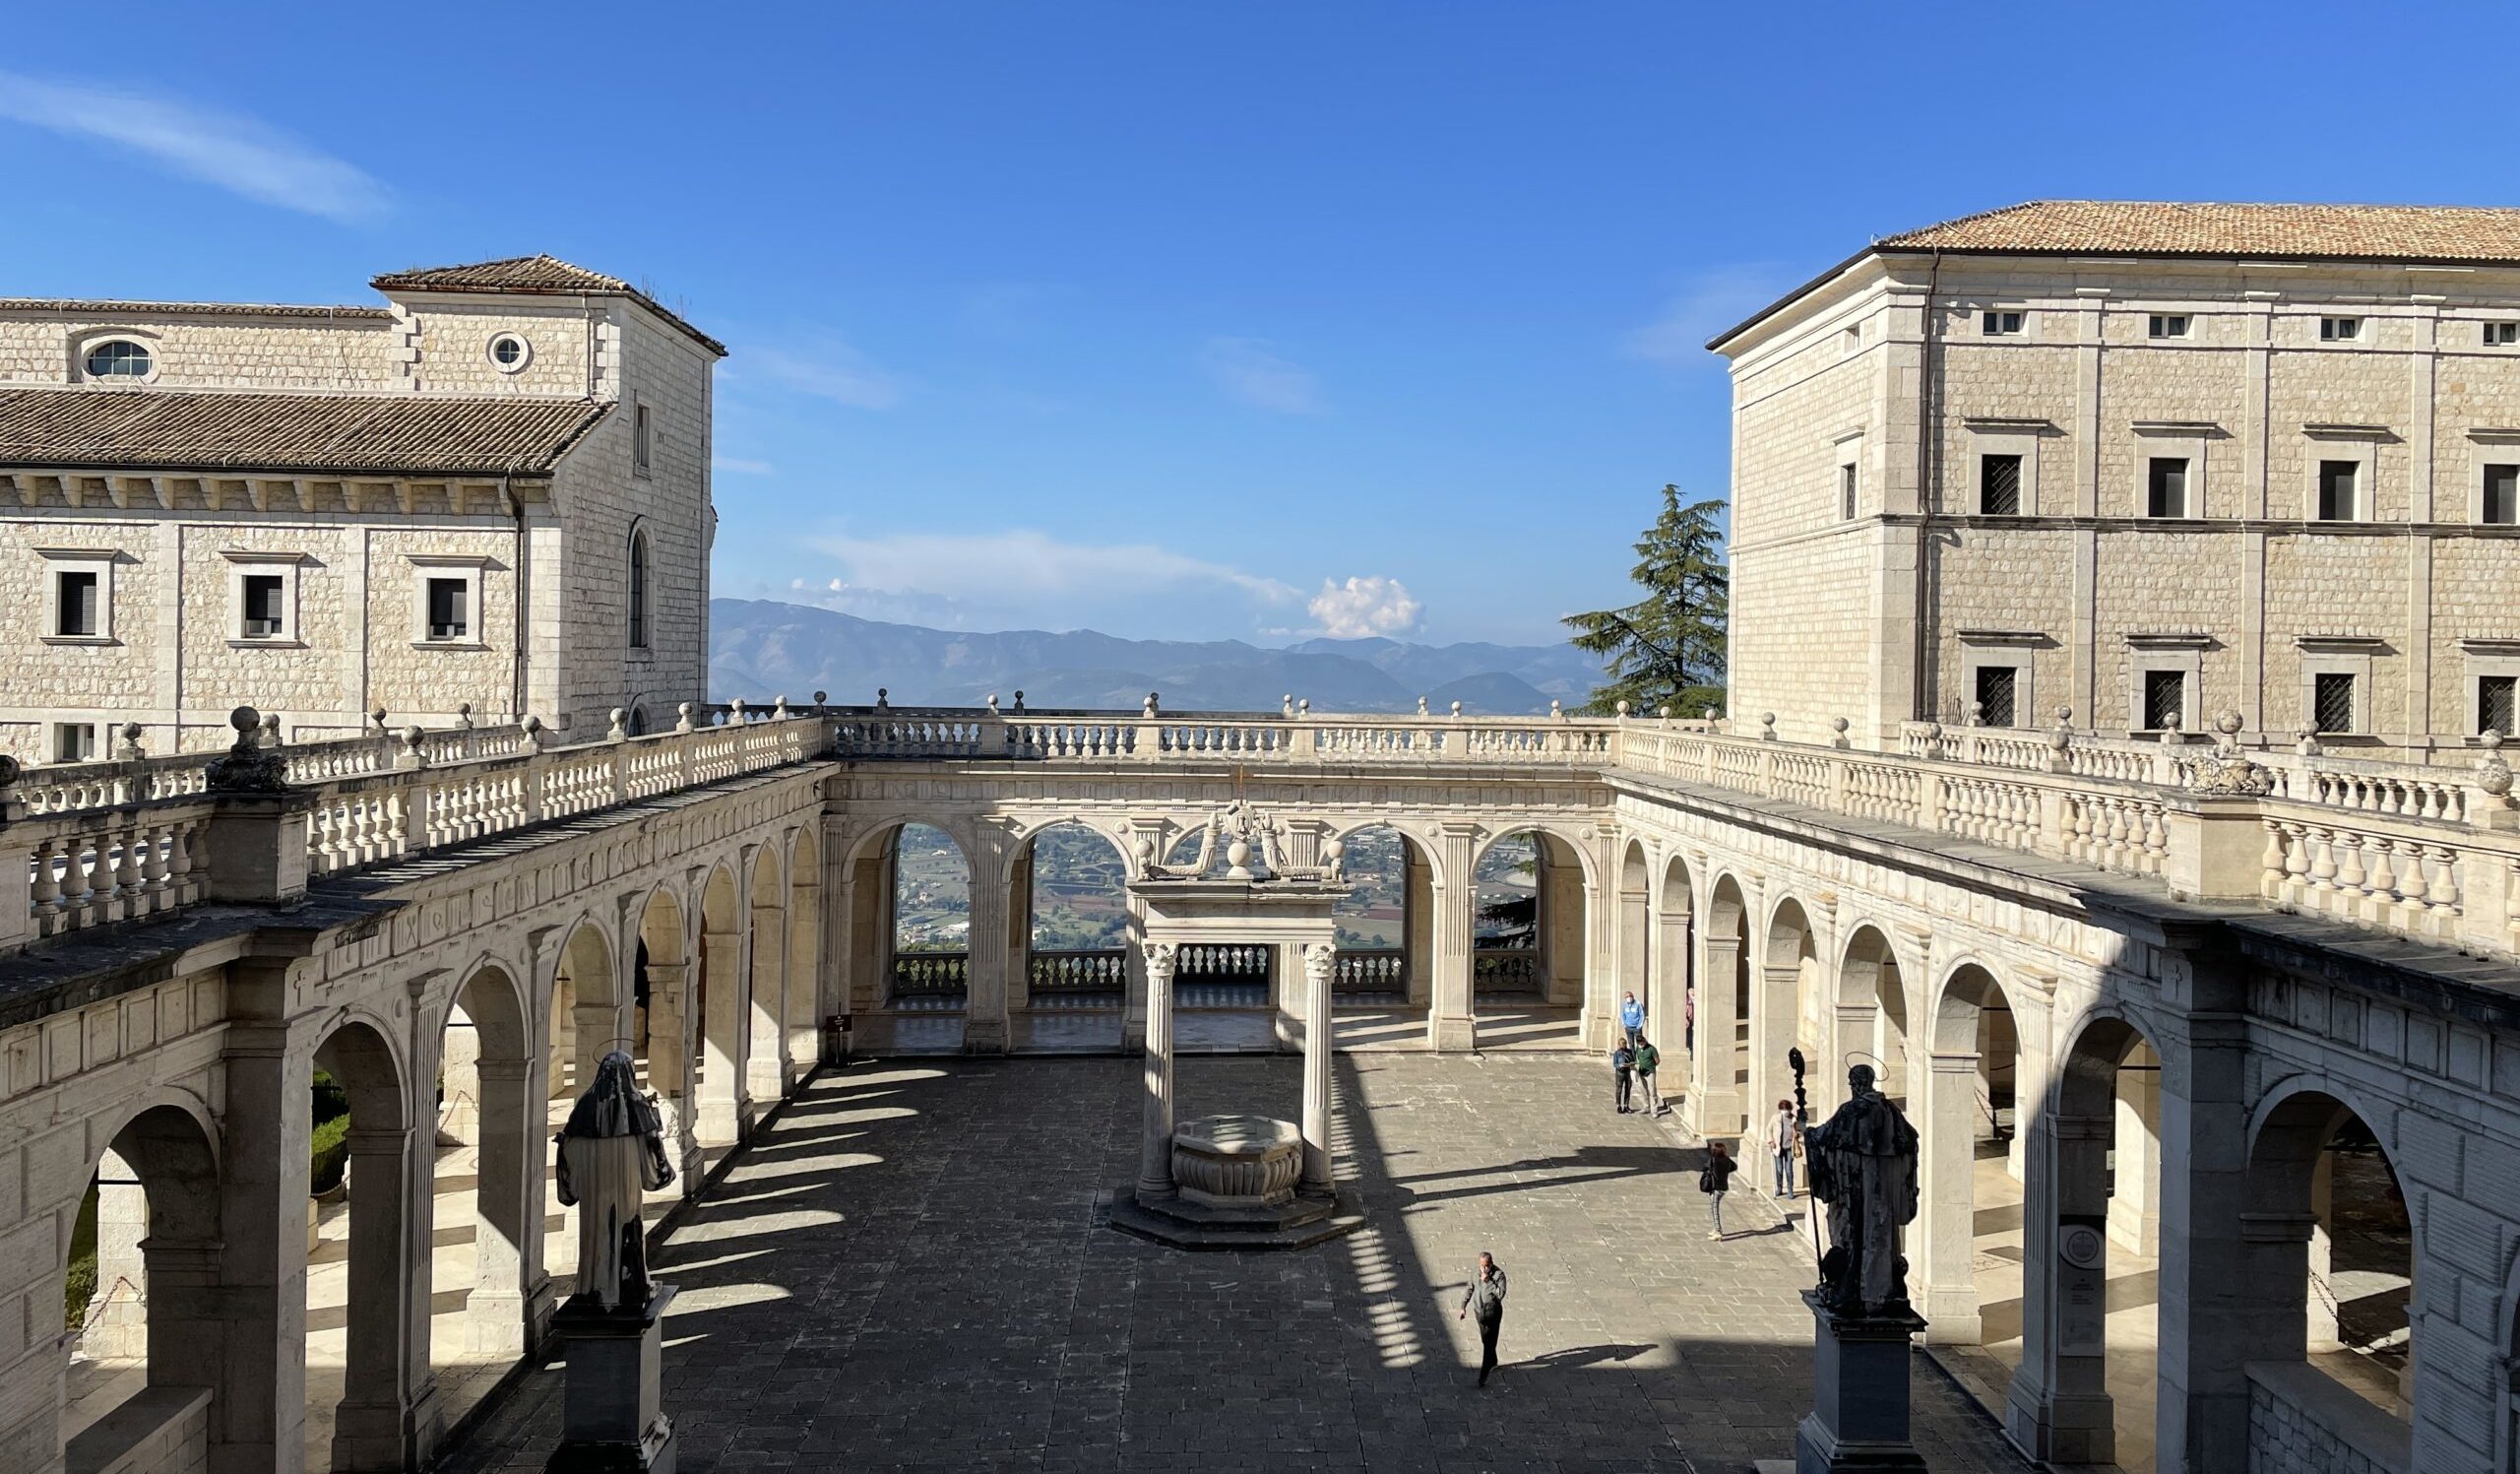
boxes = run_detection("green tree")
[1563,485,1728,717]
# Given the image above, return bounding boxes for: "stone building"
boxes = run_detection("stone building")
[0,256,722,762]
[1711,201,2520,754]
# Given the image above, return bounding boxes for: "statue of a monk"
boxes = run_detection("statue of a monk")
[1802,1063,1921,1316]
[553,1051,676,1313]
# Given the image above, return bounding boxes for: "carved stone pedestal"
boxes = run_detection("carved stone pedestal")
[1793,1294,1928,1474]
[1110,1114,1362,1250]
[547,1286,678,1473]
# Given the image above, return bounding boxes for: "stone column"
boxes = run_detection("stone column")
[2109,1044,2163,1255]
[641,961,689,1140]
[787,870,822,1087]
[1684,925,1743,1138]
[1918,1049,1984,1344]
[747,897,788,1102]
[2005,1110,2117,1466]
[210,1009,311,1474]
[964,827,1012,1055]
[1120,887,1151,1053]
[1651,907,1691,1095]
[1747,962,1798,1144]
[2306,1151,2338,1349]
[328,1126,427,1471]
[2153,1006,2255,1474]
[1273,939,1304,1052]
[1137,942,1180,1199]
[698,925,743,1145]
[1005,843,1035,1015]
[82,1148,149,1358]
[1425,822,1479,1052]
[466,1057,539,1356]
[1404,845,1435,1008]
[1300,942,1336,1192]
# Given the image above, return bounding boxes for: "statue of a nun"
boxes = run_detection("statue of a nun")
[553,1051,676,1312]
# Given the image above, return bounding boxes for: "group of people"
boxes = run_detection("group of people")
[1608,992,1812,1242]
[1607,992,1667,1115]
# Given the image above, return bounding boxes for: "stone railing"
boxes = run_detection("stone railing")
[892,950,970,997]
[12,797,217,946]
[16,719,532,814]
[1029,948,1127,993]
[830,702,1636,765]
[1332,947,1408,994]
[1474,947,1543,994]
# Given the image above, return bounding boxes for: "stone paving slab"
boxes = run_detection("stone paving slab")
[439,1054,2031,1474]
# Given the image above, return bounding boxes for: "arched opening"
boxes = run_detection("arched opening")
[547,921,620,1106]
[747,847,787,1103]
[2006,1013,2163,1470]
[1014,821,1131,1011]
[1471,829,1587,1016]
[696,864,745,1148]
[1333,823,1433,1008]
[1651,854,1694,1098]
[851,822,972,1012]
[1614,841,1651,1044]
[1684,875,1750,1139]
[634,888,697,1186]
[786,828,824,1076]
[303,1018,416,1472]
[59,1103,222,1471]
[626,526,651,651]
[1914,963,2020,1350]
[1754,897,1821,1139]
[2244,1090,2413,1427]
[1834,927,1911,1109]
[426,964,537,1396]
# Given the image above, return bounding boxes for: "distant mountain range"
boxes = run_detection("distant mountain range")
[707,600,1608,715]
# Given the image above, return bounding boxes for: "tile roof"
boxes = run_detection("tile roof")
[371,254,726,355]
[1877,200,2520,263]
[0,298,394,322]
[0,388,610,477]
[1709,200,2520,352]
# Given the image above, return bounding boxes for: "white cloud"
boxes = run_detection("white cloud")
[715,456,776,476]
[0,70,387,222]
[1624,265,1790,366]
[809,528,1301,607]
[746,336,903,411]
[1308,575,1422,639]
[1199,336,1326,415]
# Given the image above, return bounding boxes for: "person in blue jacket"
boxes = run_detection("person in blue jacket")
[1618,991,1645,1047]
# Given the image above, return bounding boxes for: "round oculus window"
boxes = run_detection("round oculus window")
[487,333,531,371]
[85,340,153,380]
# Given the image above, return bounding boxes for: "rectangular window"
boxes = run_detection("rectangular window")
[2485,463,2519,526]
[2142,670,2186,733]
[2481,674,2518,737]
[54,570,97,637]
[2148,314,2190,339]
[1980,455,2022,516]
[425,577,470,641]
[241,574,285,638]
[2313,672,2358,735]
[2488,322,2519,347]
[1982,310,2025,336]
[1840,463,1857,520]
[633,403,653,475]
[1975,666,2019,728]
[2319,316,2362,342]
[2147,457,2190,518]
[52,722,95,763]
[2317,460,2360,521]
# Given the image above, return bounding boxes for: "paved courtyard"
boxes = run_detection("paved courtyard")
[443,1053,2031,1473]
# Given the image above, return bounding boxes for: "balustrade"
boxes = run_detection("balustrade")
[891,951,970,998]
[1473,947,1541,995]
[1029,949,1127,993]
[1331,948,1409,995]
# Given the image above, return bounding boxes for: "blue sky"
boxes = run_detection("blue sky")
[5,2,2515,646]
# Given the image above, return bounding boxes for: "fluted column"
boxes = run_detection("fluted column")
[1136,941,1180,1199]
[1300,942,1335,1191]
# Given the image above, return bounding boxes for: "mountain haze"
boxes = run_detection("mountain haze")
[707,600,1605,714]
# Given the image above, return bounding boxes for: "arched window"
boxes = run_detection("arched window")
[85,339,153,380]
[627,528,650,650]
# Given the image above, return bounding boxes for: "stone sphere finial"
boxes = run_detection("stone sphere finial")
[2297,728,2321,757]
[1549,699,1563,719]
[370,704,388,731]
[1297,697,1311,716]
[456,701,475,729]
[1282,694,1295,718]
[1615,699,1631,718]
[1451,700,1464,717]
[229,706,261,737]
[813,689,829,706]
[1759,712,1778,740]
[1144,691,1161,718]
[1703,706,1720,723]
[258,711,282,746]
[986,693,1000,713]
[1418,695,1430,717]
[1832,716,1850,734]
[401,725,425,750]
[0,753,20,790]
[2478,728,2513,797]
[521,713,544,742]
[1659,704,1673,720]
[875,687,890,709]
[773,694,791,719]
[1012,690,1026,713]
[2214,708,2244,737]
[607,708,629,741]
[674,702,695,734]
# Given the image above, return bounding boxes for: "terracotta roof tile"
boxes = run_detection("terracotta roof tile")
[371,254,726,356]
[0,388,609,476]
[1877,200,2520,263]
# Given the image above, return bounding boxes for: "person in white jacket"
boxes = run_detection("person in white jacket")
[1763,1099,1802,1199]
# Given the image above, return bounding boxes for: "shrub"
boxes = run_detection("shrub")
[309,1114,352,1194]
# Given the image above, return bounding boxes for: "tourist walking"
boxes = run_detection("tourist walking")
[1458,1250,1509,1385]
[1764,1099,1802,1198]
[1610,1038,1636,1113]
[1618,991,1645,1046]
[1700,1141,1737,1240]
[1634,1038,1665,1115]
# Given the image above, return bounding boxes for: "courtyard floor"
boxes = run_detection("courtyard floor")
[441,1052,2031,1473]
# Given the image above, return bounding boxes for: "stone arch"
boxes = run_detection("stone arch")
[1833,923,1911,1102]
[632,884,696,1183]
[1750,894,1822,1132]
[1332,818,1449,890]
[1915,961,2023,1347]
[1613,840,1652,1042]
[785,826,823,1079]
[1685,872,1753,1138]
[305,1014,418,1471]
[842,819,976,1012]
[1326,821,1438,1007]
[695,863,745,1147]
[1011,819,1133,1008]
[1650,853,1696,1087]
[1470,825,1590,1009]
[2244,1077,2417,1425]
[549,915,619,1103]
[430,959,539,1374]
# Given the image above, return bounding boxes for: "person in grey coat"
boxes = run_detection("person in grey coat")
[1457,1250,1509,1385]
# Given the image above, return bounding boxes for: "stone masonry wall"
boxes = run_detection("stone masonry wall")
[0,310,400,391]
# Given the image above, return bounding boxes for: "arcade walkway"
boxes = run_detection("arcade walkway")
[441,1055,2027,1473]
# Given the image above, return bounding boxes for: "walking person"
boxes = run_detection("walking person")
[1764,1098,1801,1198]
[1457,1250,1509,1385]
[1634,1037,1665,1116]
[1700,1141,1737,1240]
[1610,1037,1636,1113]
[1618,991,1645,1047]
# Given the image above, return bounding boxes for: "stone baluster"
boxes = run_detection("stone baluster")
[2305,825,2338,890]
[2334,830,2366,900]
[30,838,60,914]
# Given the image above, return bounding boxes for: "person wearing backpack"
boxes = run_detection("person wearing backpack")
[1633,1038,1665,1116]
[1700,1140,1737,1240]
[1610,1038,1636,1113]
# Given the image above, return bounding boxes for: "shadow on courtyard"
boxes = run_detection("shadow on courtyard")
[437,1054,2031,1474]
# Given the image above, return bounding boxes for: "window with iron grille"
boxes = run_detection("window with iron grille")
[241,574,285,638]
[2482,675,2518,738]
[2148,457,2189,518]
[1980,455,2022,515]
[1840,464,1857,520]
[2485,464,2518,525]
[2313,672,2357,735]
[2317,460,2360,521]
[425,577,469,641]
[54,571,97,637]
[2142,670,2185,732]
[1975,666,2019,728]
